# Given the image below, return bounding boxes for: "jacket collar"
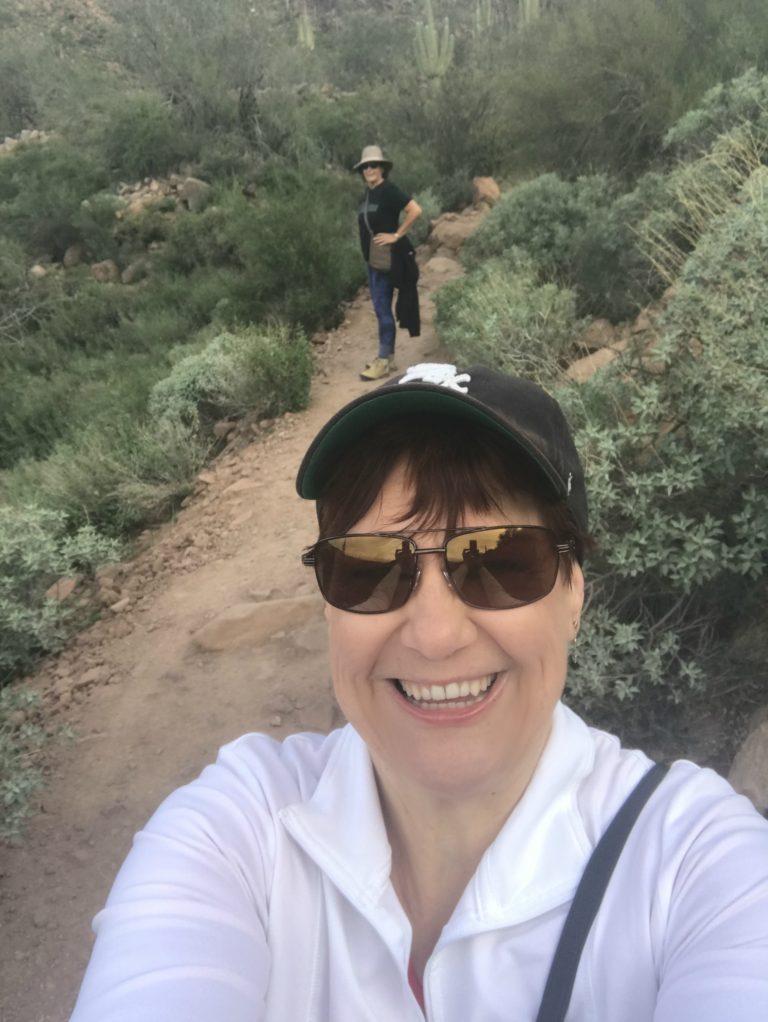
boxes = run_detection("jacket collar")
[280,704,595,938]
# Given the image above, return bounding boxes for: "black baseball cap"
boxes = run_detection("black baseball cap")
[296,363,588,533]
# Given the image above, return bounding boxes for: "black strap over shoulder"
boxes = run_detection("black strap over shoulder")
[535,762,670,1022]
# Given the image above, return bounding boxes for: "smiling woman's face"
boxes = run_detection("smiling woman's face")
[325,463,584,804]
[362,162,385,187]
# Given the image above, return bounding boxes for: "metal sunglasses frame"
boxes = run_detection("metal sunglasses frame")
[301,525,575,613]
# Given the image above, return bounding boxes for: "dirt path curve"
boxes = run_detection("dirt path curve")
[0,247,467,1021]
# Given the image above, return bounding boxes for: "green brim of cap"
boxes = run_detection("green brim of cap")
[296,385,564,500]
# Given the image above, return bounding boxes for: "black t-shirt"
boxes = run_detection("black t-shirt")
[358,180,411,259]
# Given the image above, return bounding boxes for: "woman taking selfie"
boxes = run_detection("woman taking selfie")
[354,144,422,381]
[71,363,768,1021]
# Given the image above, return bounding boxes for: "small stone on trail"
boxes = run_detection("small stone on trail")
[269,715,283,727]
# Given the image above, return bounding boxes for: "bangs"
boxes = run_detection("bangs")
[314,416,586,574]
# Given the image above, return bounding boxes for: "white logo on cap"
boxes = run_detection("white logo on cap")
[399,363,470,393]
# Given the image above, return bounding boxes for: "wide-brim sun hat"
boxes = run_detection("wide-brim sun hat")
[296,362,588,533]
[353,144,393,172]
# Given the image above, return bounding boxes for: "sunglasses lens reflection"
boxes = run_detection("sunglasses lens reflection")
[314,535,417,613]
[312,527,561,614]
[444,528,559,609]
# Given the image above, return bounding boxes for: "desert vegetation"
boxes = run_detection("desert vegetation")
[2,0,768,831]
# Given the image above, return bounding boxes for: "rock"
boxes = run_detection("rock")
[90,259,120,283]
[223,478,261,496]
[566,347,618,383]
[631,309,653,334]
[729,719,768,813]
[424,254,463,278]
[178,176,212,212]
[109,597,131,614]
[196,471,218,487]
[29,263,48,279]
[62,244,85,268]
[73,666,110,690]
[121,257,150,285]
[472,176,501,207]
[429,213,478,253]
[45,576,82,601]
[192,596,324,652]
[212,420,237,440]
[578,318,619,351]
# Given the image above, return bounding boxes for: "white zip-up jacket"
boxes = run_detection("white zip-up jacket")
[70,704,768,1021]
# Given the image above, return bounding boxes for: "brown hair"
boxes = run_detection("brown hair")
[315,415,591,580]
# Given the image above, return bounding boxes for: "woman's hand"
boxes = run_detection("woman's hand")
[373,232,399,246]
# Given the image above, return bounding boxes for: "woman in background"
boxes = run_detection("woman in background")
[354,144,422,381]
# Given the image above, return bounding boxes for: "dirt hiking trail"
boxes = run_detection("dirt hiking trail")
[0,246,469,1021]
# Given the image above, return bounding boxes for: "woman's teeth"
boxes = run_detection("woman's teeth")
[397,674,497,708]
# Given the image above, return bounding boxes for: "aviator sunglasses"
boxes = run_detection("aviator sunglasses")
[302,525,574,614]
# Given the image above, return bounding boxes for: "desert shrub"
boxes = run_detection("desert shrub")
[95,91,192,179]
[556,176,768,742]
[463,173,665,320]
[409,188,441,247]
[162,172,363,332]
[3,416,210,535]
[482,0,768,181]
[0,137,109,259]
[462,174,609,271]
[0,505,120,683]
[0,236,58,351]
[322,11,407,90]
[638,124,768,285]
[149,322,312,429]
[664,67,768,157]
[0,36,38,137]
[434,253,581,383]
[71,192,125,261]
[0,685,46,839]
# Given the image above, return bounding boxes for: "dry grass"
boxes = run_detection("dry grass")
[636,125,768,285]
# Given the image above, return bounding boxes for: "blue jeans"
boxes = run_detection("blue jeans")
[368,266,396,358]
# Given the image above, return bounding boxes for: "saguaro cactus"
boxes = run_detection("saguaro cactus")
[473,0,494,38]
[414,0,454,82]
[297,3,315,51]
[519,0,541,28]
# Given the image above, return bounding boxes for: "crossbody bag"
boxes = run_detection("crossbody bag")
[363,190,392,273]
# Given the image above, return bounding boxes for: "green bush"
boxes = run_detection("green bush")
[491,0,768,179]
[409,188,442,247]
[0,36,38,137]
[664,67,768,157]
[637,126,767,285]
[556,175,768,739]
[434,252,581,383]
[0,505,120,683]
[463,173,665,320]
[161,172,364,332]
[96,91,192,179]
[462,174,615,275]
[0,137,109,259]
[3,416,210,535]
[0,685,46,840]
[149,322,312,430]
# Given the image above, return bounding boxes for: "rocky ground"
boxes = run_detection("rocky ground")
[0,235,467,1022]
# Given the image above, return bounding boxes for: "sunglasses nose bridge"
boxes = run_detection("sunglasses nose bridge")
[408,545,462,604]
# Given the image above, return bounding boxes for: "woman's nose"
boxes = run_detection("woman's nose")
[399,553,477,660]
